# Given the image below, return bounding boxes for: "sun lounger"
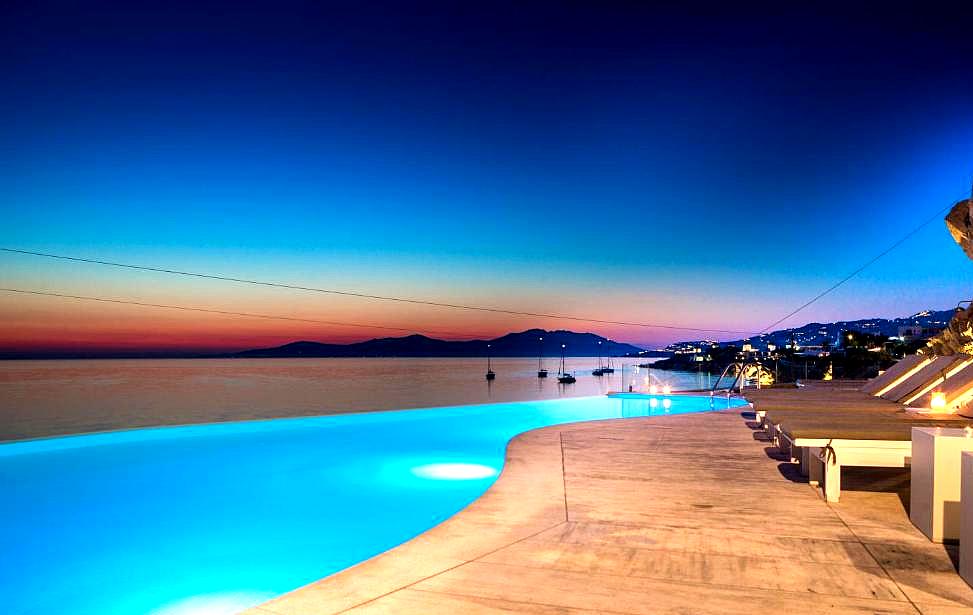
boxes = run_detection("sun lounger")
[749,392,894,429]
[760,404,895,444]
[779,417,973,502]
[742,353,973,502]
[752,355,969,428]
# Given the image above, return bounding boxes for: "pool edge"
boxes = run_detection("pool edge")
[242,408,733,615]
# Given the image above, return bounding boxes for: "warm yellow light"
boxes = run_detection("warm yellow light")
[662,384,672,395]
[930,391,947,410]
[649,384,659,395]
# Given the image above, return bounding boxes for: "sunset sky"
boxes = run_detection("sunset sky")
[2,2,973,355]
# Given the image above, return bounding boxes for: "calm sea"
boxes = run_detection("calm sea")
[0,357,715,442]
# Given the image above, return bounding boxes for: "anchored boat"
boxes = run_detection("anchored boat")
[485,344,496,380]
[602,340,615,373]
[558,344,576,384]
[537,336,548,378]
[593,340,605,376]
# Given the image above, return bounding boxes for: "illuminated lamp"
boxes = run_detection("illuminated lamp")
[930,392,947,411]
[662,384,672,395]
[649,384,659,395]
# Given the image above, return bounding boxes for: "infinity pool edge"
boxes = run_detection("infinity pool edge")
[242,406,738,615]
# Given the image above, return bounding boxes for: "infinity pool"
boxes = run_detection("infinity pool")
[0,394,745,615]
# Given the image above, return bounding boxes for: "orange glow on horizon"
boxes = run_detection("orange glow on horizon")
[0,270,759,354]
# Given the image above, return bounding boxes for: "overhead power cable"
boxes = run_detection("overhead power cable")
[0,247,752,334]
[0,287,482,338]
[759,197,961,334]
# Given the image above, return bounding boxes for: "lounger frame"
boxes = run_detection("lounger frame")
[779,432,912,502]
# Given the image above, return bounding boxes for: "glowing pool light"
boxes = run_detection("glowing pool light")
[410,463,498,480]
[649,398,659,408]
[1,394,750,615]
[151,592,275,615]
[662,399,672,410]
[930,391,947,410]
[662,384,672,395]
[649,384,659,395]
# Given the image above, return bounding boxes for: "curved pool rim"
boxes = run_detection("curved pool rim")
[0,394,748,615]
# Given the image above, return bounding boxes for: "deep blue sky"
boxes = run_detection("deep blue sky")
[1,2,972,349]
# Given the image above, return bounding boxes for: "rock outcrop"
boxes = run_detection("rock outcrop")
[925,193,973,356]
[925,304,973,356]
[946,194,973,261]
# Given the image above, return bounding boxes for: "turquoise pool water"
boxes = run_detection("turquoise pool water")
[0,394,745,615]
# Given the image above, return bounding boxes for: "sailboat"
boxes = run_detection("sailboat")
[557,344,576,384]
[592,340,605,376]
[537,336,548,378]
[601,339,615,373]
[485,343,496,380]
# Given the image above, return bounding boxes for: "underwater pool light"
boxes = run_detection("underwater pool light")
[649,398,658,408]
[151,592,273,615]
[411,463,498,480]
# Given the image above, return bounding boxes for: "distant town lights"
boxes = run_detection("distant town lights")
[649,384,659,395]
[662,384,672,395]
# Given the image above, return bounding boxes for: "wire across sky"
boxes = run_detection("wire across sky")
[0,248,754,335]
[1,188,965,345]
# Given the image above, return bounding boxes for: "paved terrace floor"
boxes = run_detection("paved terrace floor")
[245,408,973,615]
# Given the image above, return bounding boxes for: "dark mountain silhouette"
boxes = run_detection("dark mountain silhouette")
[235,329,644,358]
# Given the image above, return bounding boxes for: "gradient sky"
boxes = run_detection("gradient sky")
[1,2,973,354]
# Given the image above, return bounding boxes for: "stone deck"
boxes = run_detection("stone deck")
[245,409,973,614]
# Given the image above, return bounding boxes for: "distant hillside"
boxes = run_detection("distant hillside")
[745,309,954,348]
[235,329,644,358]
[665,309,955,352]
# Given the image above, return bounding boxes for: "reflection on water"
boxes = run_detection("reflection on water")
[614,393,736,418]
[0,357,714,441]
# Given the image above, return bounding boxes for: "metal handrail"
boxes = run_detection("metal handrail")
[712,360,766,393]
[711,362,737,392]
